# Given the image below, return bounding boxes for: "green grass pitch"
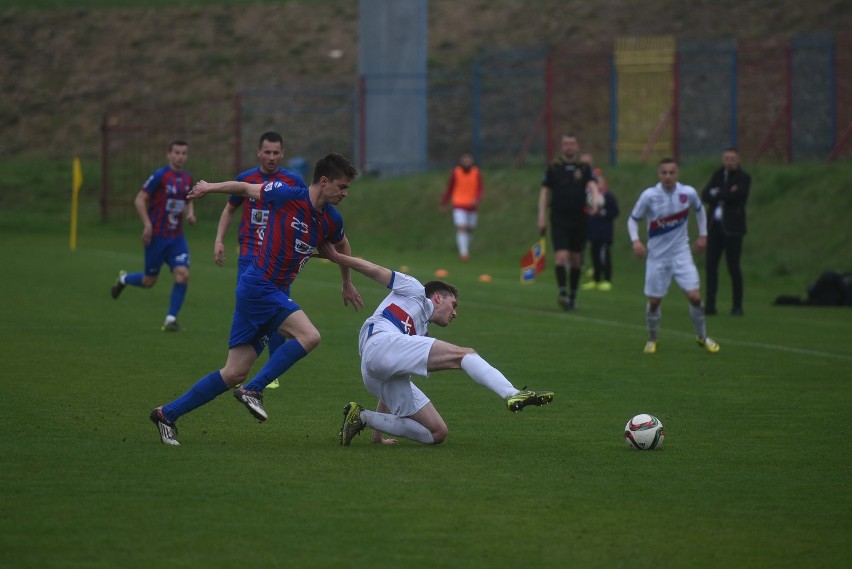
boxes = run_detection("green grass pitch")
[1,217,849,569]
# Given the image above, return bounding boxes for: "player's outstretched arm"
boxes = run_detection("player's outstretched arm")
[188,180,263,201]
[316,242,393,288]
[333,235,364,311]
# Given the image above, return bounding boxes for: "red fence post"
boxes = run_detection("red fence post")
[545,48,554,163]
[100,114,109,221]
[673,50,680,163]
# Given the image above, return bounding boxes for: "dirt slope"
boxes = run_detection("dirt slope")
[1,0,849,158]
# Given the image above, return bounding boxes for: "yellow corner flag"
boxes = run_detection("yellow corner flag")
[70,157,83,251]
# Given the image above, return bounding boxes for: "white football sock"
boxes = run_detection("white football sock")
[646,303,660,341]
[689,303,706,339]
[361,410,434,444]
[456,231,470,256]
[460,353,517,398]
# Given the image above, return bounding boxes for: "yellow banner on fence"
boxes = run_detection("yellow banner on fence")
[70,157,82,251]
[614,36,676,163]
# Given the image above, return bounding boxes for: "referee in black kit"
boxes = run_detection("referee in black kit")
[537,133,600,311]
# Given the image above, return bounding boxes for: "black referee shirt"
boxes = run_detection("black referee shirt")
[542,159,594,218]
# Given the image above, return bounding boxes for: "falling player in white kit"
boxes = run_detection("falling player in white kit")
[627,158,720,354]
[315,242,554,446]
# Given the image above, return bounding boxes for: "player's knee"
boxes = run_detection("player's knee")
[431,425,449,445]
[299,329,321,352]
[221,369,247,388]
[448,346,476,368]
[142,276,158,288]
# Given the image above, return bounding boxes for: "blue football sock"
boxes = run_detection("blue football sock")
[168,282,188,318]
[162,370,228,422]
[268,332,285,356]
[125,272,144,287]
[243,339,308,392]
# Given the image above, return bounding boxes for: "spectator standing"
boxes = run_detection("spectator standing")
[701,148,751,316]
[111,140,195,331]
[440,153,483,262]
[627,158,720,355]
[580,155,620,292]
[537,134,600,310]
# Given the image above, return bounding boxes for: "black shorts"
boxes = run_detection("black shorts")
[550,215,588,253]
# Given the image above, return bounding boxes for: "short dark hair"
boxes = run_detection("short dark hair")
[258,131,284,148]
[659,157,677,166]
[425,280,459,300]
[168,139,188,151]
[723,147,739,154]
[312,153,358,184]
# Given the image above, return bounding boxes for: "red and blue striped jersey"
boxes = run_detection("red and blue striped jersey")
[229,167,306,259]
[142,166,194,239]
[252,181,345,291]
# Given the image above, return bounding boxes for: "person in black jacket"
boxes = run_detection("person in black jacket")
[701,148,750,316]
[581,159,620,291]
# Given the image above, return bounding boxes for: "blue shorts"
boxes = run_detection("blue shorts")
[145,236,190,276]
[228,272,299,354]
[237,256,295,294]
[237,256,254,281]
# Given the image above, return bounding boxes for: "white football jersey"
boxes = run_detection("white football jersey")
[630,182,703,260]
[358,272,434,355]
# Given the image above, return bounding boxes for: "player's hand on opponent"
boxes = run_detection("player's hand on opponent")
[632,240,647,258]
[187,180,211,200]
[315,241,339,262]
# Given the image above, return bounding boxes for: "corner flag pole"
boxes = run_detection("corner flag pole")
[70,157,83,251]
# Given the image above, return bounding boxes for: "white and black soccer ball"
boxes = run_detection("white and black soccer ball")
[624,414,665,450]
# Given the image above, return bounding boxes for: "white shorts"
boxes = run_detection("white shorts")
[360,332,436,418]
[452,208,478,229]
[644,254,700,298]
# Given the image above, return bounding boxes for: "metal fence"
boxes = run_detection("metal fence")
[99,100,235,221]
[238,84,356,173]
[101,33,851,219]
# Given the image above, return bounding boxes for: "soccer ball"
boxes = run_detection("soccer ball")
[624,414,665,450]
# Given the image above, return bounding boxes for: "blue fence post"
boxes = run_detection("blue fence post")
[609,52,618,166]
[472,59,482,165]
[730,48,738,150]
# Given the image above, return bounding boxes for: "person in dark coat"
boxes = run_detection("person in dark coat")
[701,148,750,316]
[582,163,619,291]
